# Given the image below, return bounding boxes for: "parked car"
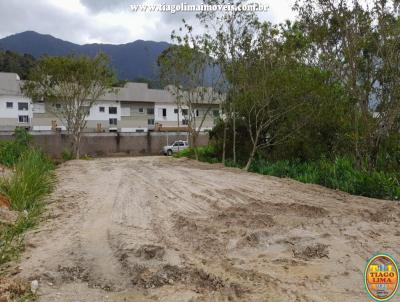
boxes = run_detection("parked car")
[162,140,189,155]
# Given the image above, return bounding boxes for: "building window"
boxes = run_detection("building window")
[148,118,155,125]
[174,108,178,114]
[109,118,117,125]
[213,110,219,117]
[146,108,154,115]
[196,109,199,117]
[18,102,28,111]
[6,102,13,109]
[18,115,29,123]
[138,107,144,113]
[136,129,145,133]
[99,106,105,112]
[109,107,117,114]
[182,119,188,125]
[159,108,167,117]
[182,109,188,116]
[55,103,61,109]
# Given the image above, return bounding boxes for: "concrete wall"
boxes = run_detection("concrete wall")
[0,131,209,158]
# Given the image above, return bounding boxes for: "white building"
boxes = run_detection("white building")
[0,72,221,133]
[0,73,33,130]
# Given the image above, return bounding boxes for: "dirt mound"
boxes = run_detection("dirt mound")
[215,205,275,228]
[292,243,329,260]
[135,245,165,260]
[237,231,269,248]
[174,214,198,231]
[58,265,89,283]
[129,263,242,295]
[284,203,328,217]
[246,201,328,218]
[361,204,400,223]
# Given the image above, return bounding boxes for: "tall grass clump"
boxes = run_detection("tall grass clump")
[61,149,74,161]
[0,128,32,167]
[0,129,55,267]
[0,149,55,211]
[250,156,400,200]
[175,145,219,163]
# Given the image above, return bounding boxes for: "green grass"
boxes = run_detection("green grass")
[176,146,400,200]
[0,149,55,265]
[0,149,55,266]
[0,128,32,167]
[61,149,74,161]
[175,145,220,163]
[1,149,55,212]
[16,292,38,302]
[250,157,400,200]
[0,130,55,281]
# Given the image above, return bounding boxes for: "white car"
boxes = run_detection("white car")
[162,140,189,155]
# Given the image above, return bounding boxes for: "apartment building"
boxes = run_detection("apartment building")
[0,72,221,132]
[0,73,33,131]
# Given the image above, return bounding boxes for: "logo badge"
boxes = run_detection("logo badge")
[365,254,399,301]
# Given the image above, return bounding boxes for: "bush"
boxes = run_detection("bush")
[174,147,193,158]
[175,145,219,163]
[62,149,74,161]
[0,128,32,167]
[0,149,55,211]
[0,148,55,266]
[250,156,400,200]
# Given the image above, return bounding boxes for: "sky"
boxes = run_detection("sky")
[0,0,296,45]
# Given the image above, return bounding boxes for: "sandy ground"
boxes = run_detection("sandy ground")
[5,156,400,301]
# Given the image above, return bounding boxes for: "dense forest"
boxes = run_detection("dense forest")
[0,50,36,79]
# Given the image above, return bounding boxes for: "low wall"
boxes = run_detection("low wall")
[0,132,209,158]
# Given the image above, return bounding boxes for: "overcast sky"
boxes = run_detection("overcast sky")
[0,0,296,44]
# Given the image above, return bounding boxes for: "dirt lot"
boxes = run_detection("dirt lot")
[5,156,400,301]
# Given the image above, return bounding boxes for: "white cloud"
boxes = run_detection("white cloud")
[0,0,296,44]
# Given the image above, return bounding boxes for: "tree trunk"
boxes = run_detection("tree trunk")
[222,121,227,164]
[192,131,199,160]
[244,143,257,171]
[232,110,236,164]
[245,131,259,171]
[369,134,382,170]
[73,130,81,159]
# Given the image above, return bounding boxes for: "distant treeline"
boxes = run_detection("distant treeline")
[0,50,36,79]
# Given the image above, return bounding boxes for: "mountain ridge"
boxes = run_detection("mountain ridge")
[0,31,171,81]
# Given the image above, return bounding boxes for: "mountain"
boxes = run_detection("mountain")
[0,31,170,81]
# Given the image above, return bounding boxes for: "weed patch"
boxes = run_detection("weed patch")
[0,130,55,295]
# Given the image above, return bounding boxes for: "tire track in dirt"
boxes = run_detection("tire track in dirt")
[5,156,400,302]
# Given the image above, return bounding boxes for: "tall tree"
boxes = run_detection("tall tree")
[23,53,115,159]
[158,22,223,160]
[295,0,400,167]
[0,50,36,79]
[197,0,258,164]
